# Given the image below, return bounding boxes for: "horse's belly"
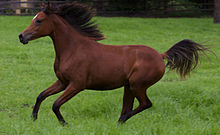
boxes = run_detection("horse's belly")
[86,75,126,90]
[86,83,124,91]
[86,62,129,90]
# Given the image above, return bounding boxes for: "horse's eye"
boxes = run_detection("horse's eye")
[36,19,42,24]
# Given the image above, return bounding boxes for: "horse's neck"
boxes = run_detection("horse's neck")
[49,16,87,59]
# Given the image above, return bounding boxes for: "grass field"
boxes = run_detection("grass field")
[0,16,220,135]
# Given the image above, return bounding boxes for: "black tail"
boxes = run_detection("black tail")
[161,39,210,78]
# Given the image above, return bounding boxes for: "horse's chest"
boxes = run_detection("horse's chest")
[54,59,86,83]
[54,67,67,84]
[54,59,69,83]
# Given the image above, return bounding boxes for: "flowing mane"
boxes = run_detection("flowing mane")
[44,2,104,41]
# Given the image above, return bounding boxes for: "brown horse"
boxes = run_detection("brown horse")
[19,2,209,125]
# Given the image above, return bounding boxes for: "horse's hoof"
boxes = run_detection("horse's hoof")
[31,113,37,121]
[117,120,125,124]
[59,120,68,126]
[118,116,127,124]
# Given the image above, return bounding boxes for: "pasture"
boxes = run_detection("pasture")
[0,16,220,135]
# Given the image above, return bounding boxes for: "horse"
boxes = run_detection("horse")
[18,2,209,125]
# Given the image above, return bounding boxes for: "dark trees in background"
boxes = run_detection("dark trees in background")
[214,0,220,23]
[0,0,215,16]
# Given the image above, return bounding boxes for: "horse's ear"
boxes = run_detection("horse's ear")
[41,3,46,10]
[41,2,51,14]
[46,2,51,11]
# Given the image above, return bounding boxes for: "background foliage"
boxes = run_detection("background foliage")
[0,0,214,17]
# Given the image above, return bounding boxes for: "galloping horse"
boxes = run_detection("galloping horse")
[19,2,209,125]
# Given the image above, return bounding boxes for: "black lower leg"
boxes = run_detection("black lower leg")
[120,86,134,116]
[52,102,66,125]
[31,80,65,121]
[32,93,46,120]
[118,95,152,123]
[118,103,152,123]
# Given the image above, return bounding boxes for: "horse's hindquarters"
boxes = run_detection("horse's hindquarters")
[127,47,165,89]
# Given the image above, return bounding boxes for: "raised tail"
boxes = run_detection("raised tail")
[161,39,210,78]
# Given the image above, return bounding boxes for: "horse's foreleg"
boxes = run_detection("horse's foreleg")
[32,80,65,120]
[119,86,134,117]
[118,88,152,123]
[52,83,82,125]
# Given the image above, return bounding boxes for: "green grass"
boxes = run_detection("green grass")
[0,16,220,135]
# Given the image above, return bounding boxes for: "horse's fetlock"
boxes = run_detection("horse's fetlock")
[52,102,60,112]
[147,102,152,108]
[37,93,45,101]
[32,113,38,121]
[142,102,152,109]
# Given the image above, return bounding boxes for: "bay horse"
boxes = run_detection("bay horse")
[19,2,209,125]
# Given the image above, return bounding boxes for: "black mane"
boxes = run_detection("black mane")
[44,2,104,41]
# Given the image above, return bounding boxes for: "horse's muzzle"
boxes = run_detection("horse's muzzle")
[19,33,29,44]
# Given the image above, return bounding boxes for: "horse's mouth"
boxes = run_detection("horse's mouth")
[21,40,29,45]
[19,33,31,45]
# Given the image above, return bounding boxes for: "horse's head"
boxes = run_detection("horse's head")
[19,2,105,44]
[19,3,54,44]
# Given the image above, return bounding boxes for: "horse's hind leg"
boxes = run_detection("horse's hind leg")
[52,83,82,125]
[32,80,65,120]
[119,85,134,117]
[118,87,152,123]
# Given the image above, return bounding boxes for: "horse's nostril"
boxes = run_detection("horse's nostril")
[19,34,23,41]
